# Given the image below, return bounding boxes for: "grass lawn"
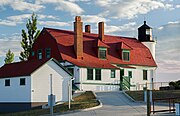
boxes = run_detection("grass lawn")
[1,91,99,116]
[125,90,180,102]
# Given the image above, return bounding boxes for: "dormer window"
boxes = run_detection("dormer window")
[122,50,130,61]
[99,47,107,59]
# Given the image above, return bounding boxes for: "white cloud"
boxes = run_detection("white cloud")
[165,3,174,10]
[38,14,59,20]
[158,26,164,30]
[36,0,84,15]
[82,15,109,23]
[10,1,44,12]
[157,59,180,73]
[176,5,180,8]
[95,0,172,19]
[0,33,22,57]
[68,0,91,2]
[0,19,18,26]
[39,21,70,27]
[168,21,179,24]
[7,14,32,23]
[0,14,59,26]
[0,0,44,12]
[104,22,137,34]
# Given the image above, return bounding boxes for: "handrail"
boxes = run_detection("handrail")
[152,97,180,114]
[153,97,180,101]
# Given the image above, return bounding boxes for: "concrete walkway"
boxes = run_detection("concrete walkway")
[57,91,175,116]
[58,91,146,116]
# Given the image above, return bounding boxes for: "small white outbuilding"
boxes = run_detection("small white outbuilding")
[0,58,72,112]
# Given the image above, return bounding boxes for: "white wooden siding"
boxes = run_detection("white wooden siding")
[31,61,70,103]
[0,76,31,102]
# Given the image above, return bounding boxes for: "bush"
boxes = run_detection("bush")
[169,80,180,90]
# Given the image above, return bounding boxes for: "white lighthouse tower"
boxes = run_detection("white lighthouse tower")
[138,21,156,60]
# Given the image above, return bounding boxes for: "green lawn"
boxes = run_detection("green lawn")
[125,90,180,102]
[1,91,99,116]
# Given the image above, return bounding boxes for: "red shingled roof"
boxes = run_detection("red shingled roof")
[0,59,48,78]
[97,39,109,48]
[45,28,156,68]
[120,42,132,50]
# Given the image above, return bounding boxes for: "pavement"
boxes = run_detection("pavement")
[56,91,175,116]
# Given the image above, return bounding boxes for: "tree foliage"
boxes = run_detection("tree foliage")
[4,49,14,64]
[169,80,180,90]
[19,13,40,61]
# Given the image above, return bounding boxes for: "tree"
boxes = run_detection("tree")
[19,13,40,61]
[4,49,14,64]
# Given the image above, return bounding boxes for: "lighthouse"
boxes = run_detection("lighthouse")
[138,21,156,60]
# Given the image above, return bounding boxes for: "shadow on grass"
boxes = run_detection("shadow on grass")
[1,91,99,116]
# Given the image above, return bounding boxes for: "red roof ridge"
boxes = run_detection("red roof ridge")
[44,27,136,40]
[120,42,133,50]
[97,39,110,48]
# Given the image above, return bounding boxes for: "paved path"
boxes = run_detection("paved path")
[59,91,148,116]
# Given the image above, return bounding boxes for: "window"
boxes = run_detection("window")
[37,49,42,59]
[31,51,35,56]
[111,70,115,78]
[20,78,26,86]
[67,68,74,76]
[146,29,150,35]
[5,79,10,86]
[99,48,107,59]
[122,50,130,61]
[128,71,132,78]
[46,48,51,58]
[95,69,101,80]
[87,69,93,80]
[143,70,147,80]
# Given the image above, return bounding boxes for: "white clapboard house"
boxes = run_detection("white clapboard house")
[0,58,72,112]
[28,16,157,92]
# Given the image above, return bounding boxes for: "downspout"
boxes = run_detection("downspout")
[68,77,75,109]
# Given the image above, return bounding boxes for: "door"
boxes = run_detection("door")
[120,69,124,90]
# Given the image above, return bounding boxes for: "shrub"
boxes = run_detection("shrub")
[169,80,180,90]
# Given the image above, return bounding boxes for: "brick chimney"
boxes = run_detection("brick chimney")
[98,22,104,41]
[74,16,83,59]
[85,25,91,33]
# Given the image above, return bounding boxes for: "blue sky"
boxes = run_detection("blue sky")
[0,0,180,82]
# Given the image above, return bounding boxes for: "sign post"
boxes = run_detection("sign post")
[147,90,151,116]
[50,74,53,116]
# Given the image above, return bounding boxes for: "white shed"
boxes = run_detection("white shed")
[0,58,72,112]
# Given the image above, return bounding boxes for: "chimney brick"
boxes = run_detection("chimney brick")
[74,16,83,59]
[85,25,91,33]
[98,22,104,41]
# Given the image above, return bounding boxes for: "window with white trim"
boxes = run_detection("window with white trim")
[37,49,42,59]
[87,69,93,80]
[111,70,115,78]
[46,48,51,58]
[5,79,10,86]
[143,70,147,80]
[122,50,130,61]
[95,69,101,80]
[99,47,107,59]
[20,78,26,86]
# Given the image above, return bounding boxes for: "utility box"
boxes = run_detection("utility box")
[48,95,56,107]
[175,102,180,116]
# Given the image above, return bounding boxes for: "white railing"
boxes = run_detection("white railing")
[136,82,170,90]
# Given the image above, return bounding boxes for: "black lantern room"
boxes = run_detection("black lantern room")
[138,21,153,42]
